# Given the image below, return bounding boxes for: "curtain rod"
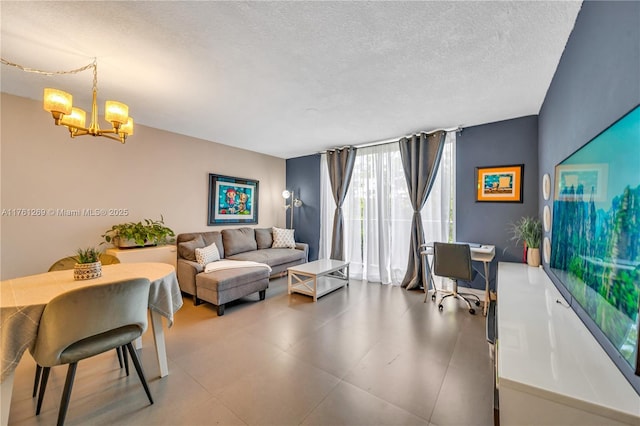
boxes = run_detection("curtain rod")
[318,126,461,154]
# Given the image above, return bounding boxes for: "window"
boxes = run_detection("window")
[319,132,455,285]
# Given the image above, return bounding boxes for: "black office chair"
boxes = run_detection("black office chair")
[432,242,481,314]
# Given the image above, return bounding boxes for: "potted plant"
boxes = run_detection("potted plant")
[73,247,102,280]
[509,216,542,267]
[102,216,175,248]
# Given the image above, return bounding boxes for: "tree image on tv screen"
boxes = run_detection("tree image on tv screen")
[551,184,640,367]
[550,105,640,371]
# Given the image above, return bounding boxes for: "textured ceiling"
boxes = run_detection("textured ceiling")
[0,1,582,159]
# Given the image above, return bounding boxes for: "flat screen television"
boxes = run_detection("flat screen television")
[549,104,640,394]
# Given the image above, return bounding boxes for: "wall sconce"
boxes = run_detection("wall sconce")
[282,189,303,229]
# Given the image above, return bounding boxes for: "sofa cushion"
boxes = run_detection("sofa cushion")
[195,242,221,266]
[178,232,224,259]
[178,235,205,262]
[196,266,270,292]
[227,248,306,266]
[222,228,257,256]
[202,232,225,259]
[272,227,296,249]
[255,228,273,249]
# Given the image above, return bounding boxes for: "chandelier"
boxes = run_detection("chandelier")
[1,58,133,144]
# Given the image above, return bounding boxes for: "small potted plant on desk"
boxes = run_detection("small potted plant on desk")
[73,247,103,280]
[509,216,542,267]
[102,216,175,249]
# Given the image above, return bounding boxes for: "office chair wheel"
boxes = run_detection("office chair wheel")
[431,294,436,301]
[469,308,476,315]
[438,304,443,311]
[475,301,481,306]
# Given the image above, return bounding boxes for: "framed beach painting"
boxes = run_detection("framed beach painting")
[207,174,259,225]
[475,164,524,203]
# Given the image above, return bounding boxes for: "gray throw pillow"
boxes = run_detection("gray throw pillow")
[255,228,273,249]
[178,235,205,261]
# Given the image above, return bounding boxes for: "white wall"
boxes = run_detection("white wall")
[0,93,286,279]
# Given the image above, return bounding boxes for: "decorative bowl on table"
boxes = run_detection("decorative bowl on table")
[73,261,102,280]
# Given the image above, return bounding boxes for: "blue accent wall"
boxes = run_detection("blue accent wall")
[539,0,640,225]
[456,115,539,289]
[538,0,640,392]
[286,154,321,261]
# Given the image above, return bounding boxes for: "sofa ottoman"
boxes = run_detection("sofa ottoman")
[195,265,269,316]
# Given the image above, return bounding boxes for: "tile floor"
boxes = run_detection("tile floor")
[7,277,494,426]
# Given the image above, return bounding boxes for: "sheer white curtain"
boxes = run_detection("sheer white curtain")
[320,132,455,285]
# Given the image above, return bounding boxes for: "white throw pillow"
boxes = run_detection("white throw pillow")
[195,242,220,266]
[272,227,296,249]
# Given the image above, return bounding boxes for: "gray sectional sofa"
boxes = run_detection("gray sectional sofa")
[176,227,308,315]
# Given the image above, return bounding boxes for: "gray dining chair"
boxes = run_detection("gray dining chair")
[432,242,481,314]
[34,254,127,398]
[30,278,154,426]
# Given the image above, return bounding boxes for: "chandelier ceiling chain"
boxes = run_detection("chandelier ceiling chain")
[1,57,133,144]
[1,57,95,76]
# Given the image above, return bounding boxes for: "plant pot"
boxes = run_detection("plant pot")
[116,237,157,249]
[74,261,102,280]
[527,248,541,267]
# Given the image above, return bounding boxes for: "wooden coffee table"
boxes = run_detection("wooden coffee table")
[287,259,350,301]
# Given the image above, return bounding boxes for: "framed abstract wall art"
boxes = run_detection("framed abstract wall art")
[475,164,524,202]
[207,174,259,225]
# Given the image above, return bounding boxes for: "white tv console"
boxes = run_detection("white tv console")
[496,262,640,425]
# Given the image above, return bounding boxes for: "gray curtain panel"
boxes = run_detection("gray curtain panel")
[326,146,357,260]
[399,131,446,289]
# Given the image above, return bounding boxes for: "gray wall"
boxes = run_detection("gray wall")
[285,154,321,261]
[539,0,640,249]
[537,0,640,391]
[456,115,539,289]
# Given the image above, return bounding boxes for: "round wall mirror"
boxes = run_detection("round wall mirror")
[543,237,551,264]
[543,205,552,232]
[542,173,551,200]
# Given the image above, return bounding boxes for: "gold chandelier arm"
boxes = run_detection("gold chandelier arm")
[96,132,127,144]
[68,128,89,138]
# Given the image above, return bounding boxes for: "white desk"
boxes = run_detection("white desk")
[497,262,640,425]
[422,243,495,315]
[0,263,183,426]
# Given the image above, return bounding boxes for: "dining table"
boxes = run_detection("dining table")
[0,262,183,426]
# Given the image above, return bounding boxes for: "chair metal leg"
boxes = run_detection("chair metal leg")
[122,345,130,376]
[116,346,124,369]
[33,365,42,398]
[57,362,78,426]
[437,280,476,314]
[459,291,481,304]
[125,342,154,405]
[35,367,50,415]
